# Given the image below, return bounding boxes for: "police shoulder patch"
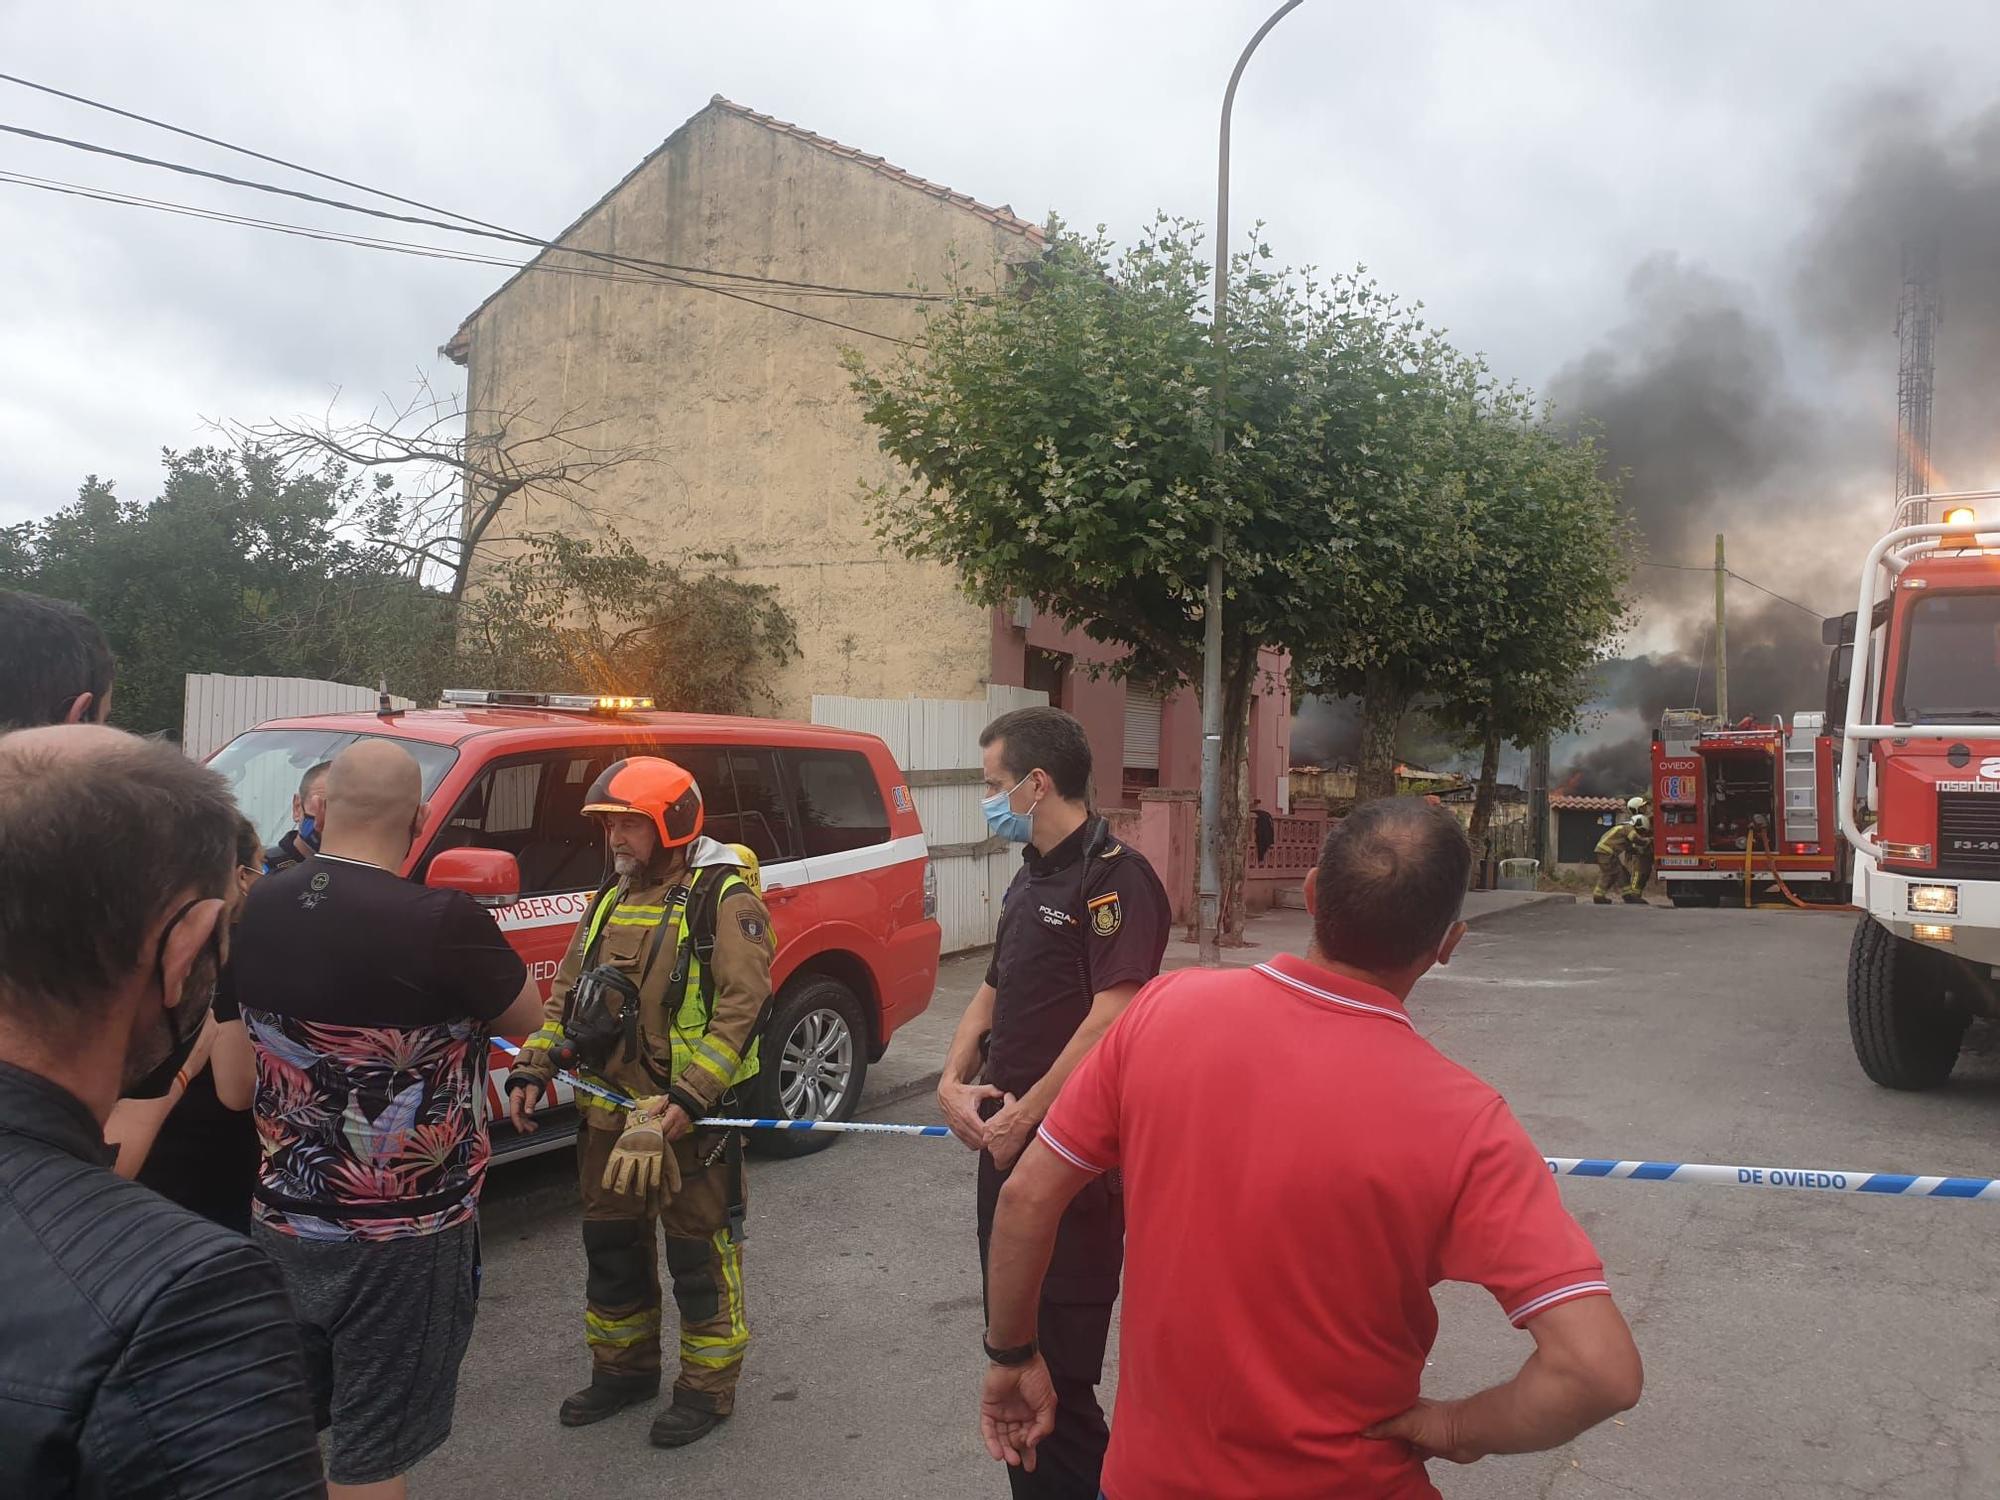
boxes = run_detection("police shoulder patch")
[1087,890,1122,936]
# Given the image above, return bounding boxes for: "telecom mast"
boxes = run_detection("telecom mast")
[1895,232,1940,504]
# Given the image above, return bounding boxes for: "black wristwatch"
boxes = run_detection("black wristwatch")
[983,1335,1038,1367]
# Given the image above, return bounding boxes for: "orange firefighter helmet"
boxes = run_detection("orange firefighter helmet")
[582,756,704,849]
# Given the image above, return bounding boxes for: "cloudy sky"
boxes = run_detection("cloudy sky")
[7,0,2000,733]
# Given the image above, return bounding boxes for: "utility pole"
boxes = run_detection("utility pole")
[1530,738,1551,870]
[1198,0,1305,965]
[1713,532,1729,723]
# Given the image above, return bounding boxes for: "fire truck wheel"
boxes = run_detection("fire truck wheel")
[745,976,869,1159]
[1847,917,1968,1091]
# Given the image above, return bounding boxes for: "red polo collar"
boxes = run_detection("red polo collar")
[1253,952,1414,1030]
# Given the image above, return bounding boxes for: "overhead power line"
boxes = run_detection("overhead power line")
[0,74,953,302]
[0,169,932,302]
[0,107,927,346]
[1637,560,1827,621]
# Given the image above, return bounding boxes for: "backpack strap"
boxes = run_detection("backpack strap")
[666,866,739,1027]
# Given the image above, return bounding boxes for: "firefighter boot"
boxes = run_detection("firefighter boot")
[1621,892,1647,905]
[649,1395,727,1448]
[560,1371,661,1427]
[1593,894,1612,905]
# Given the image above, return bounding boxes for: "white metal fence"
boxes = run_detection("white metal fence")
[812,684,1046,954]
[181,674,416,761]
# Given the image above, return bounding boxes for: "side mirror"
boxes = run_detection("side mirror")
[1822,610,1857,648]
[426,847,521,908]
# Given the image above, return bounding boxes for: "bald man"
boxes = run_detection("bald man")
[0,725,324,1498]
[231,738,544,1499]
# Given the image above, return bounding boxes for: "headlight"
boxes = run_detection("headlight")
[1910,884,1959,916]
[1881,840,1934,862]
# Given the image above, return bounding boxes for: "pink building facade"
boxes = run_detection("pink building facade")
[989,606,1297,922]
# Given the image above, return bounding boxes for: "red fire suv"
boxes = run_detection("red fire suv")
[206,690,942,1157]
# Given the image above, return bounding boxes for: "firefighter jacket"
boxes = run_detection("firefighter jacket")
[517,837,775,1130]
[1594,821,1648,859]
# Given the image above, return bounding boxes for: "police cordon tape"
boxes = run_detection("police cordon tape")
[492,1042,2000,1176]
[489,1039,951,1137]
[1546,1157,2000,1201]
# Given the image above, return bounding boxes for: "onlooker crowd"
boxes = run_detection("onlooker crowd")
[0,588,1642,1498]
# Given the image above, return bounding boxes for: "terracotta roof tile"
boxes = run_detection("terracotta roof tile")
[707,96,1045,244]
[1550,795,1626,812]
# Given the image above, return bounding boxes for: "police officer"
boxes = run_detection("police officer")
[504,756,775,1449]
[938,706,1171,1500]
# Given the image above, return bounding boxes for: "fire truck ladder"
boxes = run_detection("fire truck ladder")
[1783,712,1822,851]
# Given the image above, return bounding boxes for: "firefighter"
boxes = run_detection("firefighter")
[1593,814,1652,905]
[1625,795,1655,892]
[503,756,775,1448]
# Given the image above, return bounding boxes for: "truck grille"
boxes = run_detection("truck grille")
[1936,792,2000,876]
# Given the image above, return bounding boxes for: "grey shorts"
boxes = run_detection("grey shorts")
[253,1219,479,1486]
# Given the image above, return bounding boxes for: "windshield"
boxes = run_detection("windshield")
[207,730,460,849]
[1897,590,2000,722]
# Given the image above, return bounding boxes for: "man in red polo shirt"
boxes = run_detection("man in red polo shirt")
[979,797,1642,1499]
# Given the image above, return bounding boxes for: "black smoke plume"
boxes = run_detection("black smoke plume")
[1546,92,2000,789]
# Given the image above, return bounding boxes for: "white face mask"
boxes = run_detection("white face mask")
[982,774,1037,843]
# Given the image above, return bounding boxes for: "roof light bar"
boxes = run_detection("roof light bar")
[441,689,655,713]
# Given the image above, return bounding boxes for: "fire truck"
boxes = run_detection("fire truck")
[1651,710,1848,908]
[1835,489,2000,1089]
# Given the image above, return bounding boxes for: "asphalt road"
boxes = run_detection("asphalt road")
[429,902,2000,1499]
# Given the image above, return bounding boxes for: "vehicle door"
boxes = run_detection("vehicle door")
[702,746,808,975]
[780,744,903,942]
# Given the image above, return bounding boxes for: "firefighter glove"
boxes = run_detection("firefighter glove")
[601,1100,684,1204]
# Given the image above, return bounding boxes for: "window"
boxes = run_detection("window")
[421,748,623,897]
[719,748,801,863]
[1024,648,1071,708]
[209,730,458,849]
[1895,590,2000,723]
[784,748,890,856]
[1122,690,1162,799]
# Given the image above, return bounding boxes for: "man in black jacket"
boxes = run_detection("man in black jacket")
[0,724,325,1498]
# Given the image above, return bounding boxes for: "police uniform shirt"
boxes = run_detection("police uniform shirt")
[982,818,1172,1098]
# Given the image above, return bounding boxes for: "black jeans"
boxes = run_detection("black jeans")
[977,1116,1124,1500]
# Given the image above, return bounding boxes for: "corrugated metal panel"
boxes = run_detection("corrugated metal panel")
[811,684,1047,953]
[181,674,415,760]
[1123,691,1161,769]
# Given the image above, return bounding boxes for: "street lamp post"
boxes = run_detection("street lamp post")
[1197,0,1306,964]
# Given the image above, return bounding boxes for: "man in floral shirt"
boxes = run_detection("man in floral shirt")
[235,741,544,1497]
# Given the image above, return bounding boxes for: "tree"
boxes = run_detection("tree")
[1427,413,1634,850]
[849,221,1249,935]
[452,531,799,715]
[0,448,446,734]
[234,377,661,604]
[849,218,1439,938]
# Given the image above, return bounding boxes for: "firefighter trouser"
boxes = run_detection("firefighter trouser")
[1595,850,1641,898]
[977,1100,1123,1500]
[577,1123,748,1414]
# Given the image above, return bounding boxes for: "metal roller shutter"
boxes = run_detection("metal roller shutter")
[1124,691,1161,770]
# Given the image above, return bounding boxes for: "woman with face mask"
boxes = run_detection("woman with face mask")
[110,818,264,1231]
